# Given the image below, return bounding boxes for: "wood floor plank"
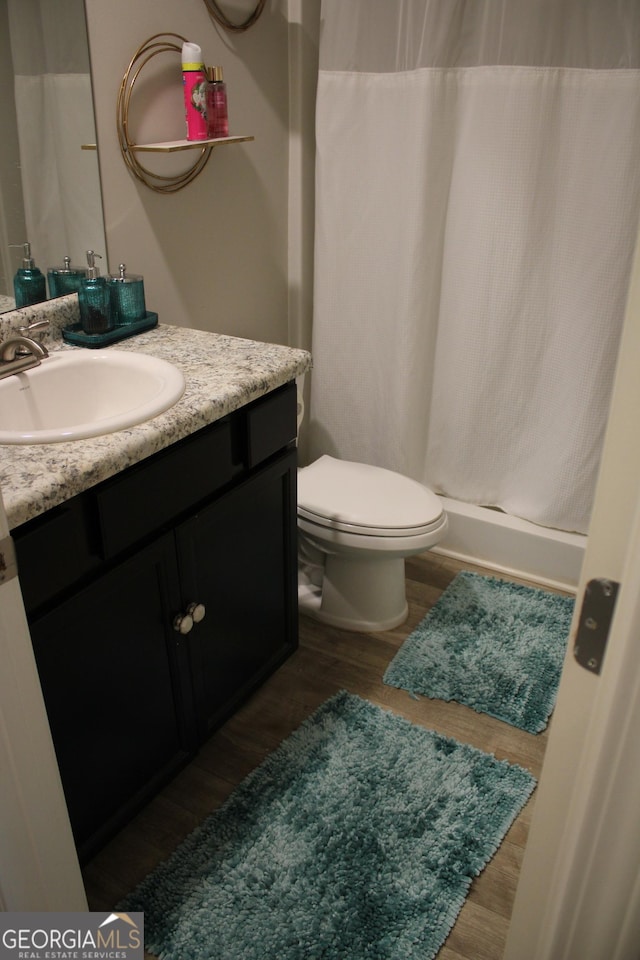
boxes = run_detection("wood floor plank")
[442,897,510,960]
[82,552,556,958]
[468,839,526,918]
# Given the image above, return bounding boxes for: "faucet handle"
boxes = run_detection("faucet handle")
[17,318,50,336]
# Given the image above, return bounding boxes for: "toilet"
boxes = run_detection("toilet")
[297,455,448,632]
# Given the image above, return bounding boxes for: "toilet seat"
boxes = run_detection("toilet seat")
[297,455,444,537]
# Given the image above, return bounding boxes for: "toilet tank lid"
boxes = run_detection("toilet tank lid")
[297,455,444,530]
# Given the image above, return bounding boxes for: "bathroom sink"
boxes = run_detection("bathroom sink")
[0,349,186,443]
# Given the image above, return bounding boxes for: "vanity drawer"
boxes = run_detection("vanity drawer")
[96,419,233,558]
[14,496,101,614]
[246,382,297,468]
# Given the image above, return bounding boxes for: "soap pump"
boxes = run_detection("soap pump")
[13,242,47,308]
[78,251,113,334]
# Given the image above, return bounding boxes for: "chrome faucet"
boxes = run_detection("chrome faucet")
[0,333,49,379]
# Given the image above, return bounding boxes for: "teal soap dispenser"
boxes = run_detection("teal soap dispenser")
[78,251,113,334]
[13,242,46,307]
[47,256,88,297]
[107,264,147,325]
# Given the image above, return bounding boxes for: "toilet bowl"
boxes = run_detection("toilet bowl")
[297,455,448,632]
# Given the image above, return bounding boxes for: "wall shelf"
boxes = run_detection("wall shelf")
[117,33,254,193]
[131,135,254,154]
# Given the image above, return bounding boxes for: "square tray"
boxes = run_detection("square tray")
[62,312,158,348]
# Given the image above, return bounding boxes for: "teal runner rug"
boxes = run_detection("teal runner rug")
[120,691,535,960]
[384,571,575,733]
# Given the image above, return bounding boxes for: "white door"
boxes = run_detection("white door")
[0,488,86,910]
[504,230,640,958]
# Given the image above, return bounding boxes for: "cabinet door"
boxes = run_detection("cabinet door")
[29,534,196,862]
[178,448,298,740]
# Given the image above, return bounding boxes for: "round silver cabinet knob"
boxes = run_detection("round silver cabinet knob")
[173,612,194,635]
[186,601,206,623]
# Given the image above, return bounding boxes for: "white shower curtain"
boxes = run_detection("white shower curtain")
[310,0,640,534]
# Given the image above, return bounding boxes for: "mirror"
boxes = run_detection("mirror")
[0,0,107,311]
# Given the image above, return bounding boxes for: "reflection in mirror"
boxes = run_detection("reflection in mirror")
[0,0,107,311]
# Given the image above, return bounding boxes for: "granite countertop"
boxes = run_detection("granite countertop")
[0,297,311,530]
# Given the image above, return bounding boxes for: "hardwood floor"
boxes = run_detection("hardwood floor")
[83,552,560,959]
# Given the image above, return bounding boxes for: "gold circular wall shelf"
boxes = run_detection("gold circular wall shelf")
[117,32,253,193]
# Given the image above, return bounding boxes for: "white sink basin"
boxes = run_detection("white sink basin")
[0,349,186,444]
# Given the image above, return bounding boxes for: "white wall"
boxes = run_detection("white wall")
[85,0,300,345]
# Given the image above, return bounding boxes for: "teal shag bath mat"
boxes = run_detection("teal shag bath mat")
[384,571,575,733]
[119,690,535,960]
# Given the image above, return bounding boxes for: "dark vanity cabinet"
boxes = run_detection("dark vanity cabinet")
[179,452,298,741]
[26,535,190,857]
[12,382,298,862]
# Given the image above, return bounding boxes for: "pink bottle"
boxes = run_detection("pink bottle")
[206,66,229,139]
[181,42,208,141]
